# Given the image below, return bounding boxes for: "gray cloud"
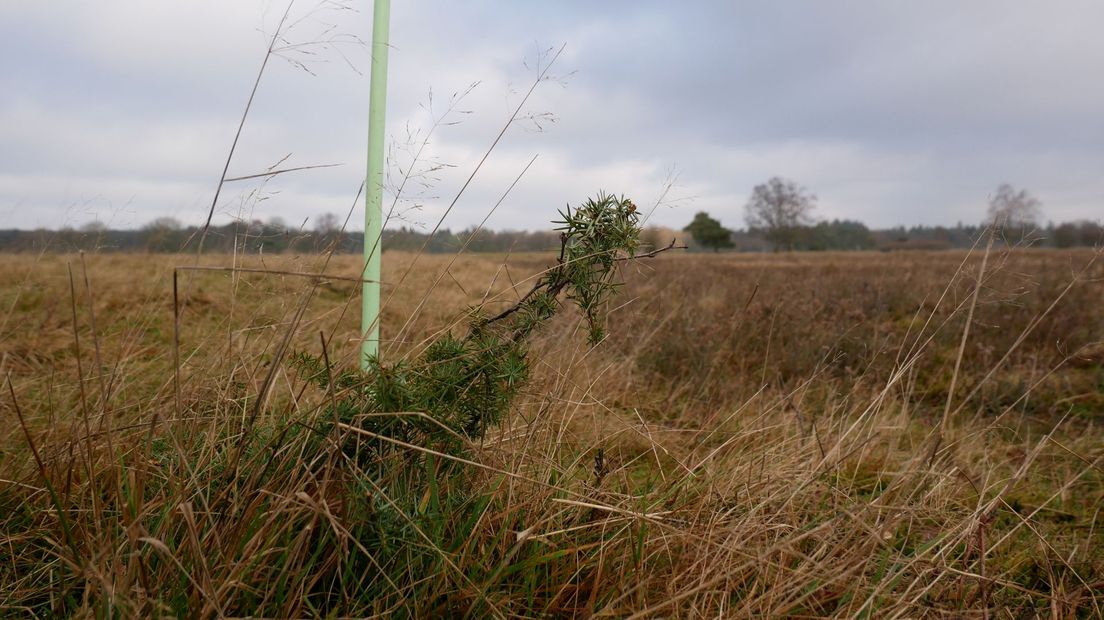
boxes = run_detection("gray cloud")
[1,0,1101,233]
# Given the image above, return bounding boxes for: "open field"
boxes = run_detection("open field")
[1,248,1103,617]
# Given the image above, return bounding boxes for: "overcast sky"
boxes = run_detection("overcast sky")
[2,1,1102,232]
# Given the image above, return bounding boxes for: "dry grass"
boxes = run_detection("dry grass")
[1,247,1102,617]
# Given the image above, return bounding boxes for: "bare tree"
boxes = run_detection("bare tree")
[987,183,1042,228]
[143,217,183,232]
[143,217,184,251]
[314,212,341,234]
[745,177,816,251]
[313,212,343,250]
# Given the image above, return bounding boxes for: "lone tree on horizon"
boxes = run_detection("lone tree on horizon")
[745,176,816,251]
[987,183,1042,229]
[684,211,734,252]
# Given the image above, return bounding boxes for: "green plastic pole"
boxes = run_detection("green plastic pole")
[362,0,390,369]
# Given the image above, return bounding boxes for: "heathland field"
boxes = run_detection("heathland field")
[1,248,1103,616]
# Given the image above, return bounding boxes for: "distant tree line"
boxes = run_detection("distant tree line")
[682,177,1101,252]
[681,219,1101,253]
[1,218,1098,255]
[0,179,1099,254]
[0,218,563,254]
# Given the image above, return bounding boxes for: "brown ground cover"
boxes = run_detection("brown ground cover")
[1,248,1101,617]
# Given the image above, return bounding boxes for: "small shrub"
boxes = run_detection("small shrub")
[293,192,644,457]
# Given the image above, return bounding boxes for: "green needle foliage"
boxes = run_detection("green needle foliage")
[273,193,648,613]
[294,192,644,458]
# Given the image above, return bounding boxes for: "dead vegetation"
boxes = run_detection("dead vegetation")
[1,246,1102,617]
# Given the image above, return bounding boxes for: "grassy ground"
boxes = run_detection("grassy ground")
[1,248,1102,617]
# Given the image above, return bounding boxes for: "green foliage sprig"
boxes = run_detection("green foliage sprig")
[478,192,642,344]
[294,193,663,457]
